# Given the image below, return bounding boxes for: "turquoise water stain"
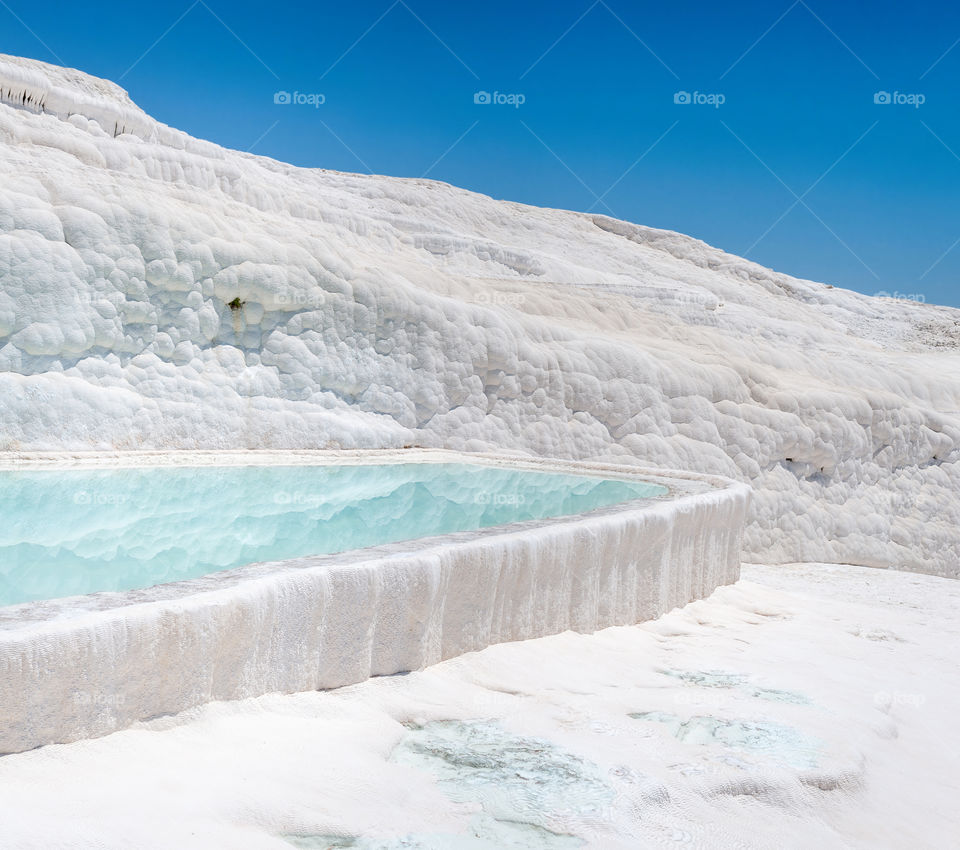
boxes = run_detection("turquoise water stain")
[630,711,822,770]
[280,719,613,848]
[659,669,812,706]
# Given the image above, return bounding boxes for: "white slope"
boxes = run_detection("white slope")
[1,53,960,575]
[0,562,957,849]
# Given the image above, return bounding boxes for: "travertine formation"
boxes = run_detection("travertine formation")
[0,452,748,754]
[1,54,959,575]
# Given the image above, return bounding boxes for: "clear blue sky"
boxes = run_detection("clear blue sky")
[4,0,960,306]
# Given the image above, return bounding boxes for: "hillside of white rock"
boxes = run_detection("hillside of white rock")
[1,54,959,576]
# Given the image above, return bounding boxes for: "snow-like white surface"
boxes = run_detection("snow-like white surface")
[1,54,959,575]
[0,561,956,849]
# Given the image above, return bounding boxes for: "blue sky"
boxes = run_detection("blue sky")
[3,0,960,306]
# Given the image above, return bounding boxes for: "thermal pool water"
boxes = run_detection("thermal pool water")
[0,462,666,607]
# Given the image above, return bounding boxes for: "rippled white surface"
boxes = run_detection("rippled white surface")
[2,54,960,577]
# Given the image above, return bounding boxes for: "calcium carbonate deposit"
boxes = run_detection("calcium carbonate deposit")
[1,54,959,575]
[2,562,957,849]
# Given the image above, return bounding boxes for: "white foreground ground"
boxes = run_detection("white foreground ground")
[0,562,956,850]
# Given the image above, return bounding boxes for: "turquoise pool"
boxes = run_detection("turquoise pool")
[0,463,666,607]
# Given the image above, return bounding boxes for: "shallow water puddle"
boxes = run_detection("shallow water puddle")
[282,720,620,848]
[394,721,613,836]
[629,711,822,770]
[659,669,811,705]
[659,669,749,689]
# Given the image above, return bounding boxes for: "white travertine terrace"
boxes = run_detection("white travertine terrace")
[0,53,956,850]
[0,53,958,577]
[0,450,748,754]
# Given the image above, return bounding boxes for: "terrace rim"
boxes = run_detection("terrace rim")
[0,449,751,754]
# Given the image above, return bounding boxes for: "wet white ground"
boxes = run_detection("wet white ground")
[1,562,957,849]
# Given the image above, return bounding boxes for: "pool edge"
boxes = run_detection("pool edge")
[0,451,751,754]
